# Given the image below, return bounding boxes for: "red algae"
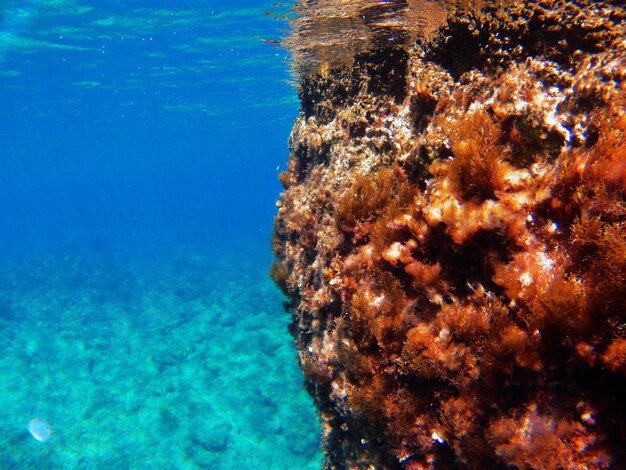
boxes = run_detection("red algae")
[272,1,626,468]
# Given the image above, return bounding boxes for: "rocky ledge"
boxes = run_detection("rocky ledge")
[272,1,626,468]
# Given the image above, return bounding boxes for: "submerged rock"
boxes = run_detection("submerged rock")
[272,1,626,468]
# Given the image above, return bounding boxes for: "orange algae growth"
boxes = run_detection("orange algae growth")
[272,0,626,468]
[335,167,396,227]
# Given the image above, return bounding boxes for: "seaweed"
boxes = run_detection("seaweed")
[443,109,505,201]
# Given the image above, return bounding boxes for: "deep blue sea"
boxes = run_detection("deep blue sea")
[0,1,321,468]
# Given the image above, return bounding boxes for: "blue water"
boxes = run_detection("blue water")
[0,1,321,468]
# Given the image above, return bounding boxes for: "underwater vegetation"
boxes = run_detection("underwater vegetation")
[272,0,626,468]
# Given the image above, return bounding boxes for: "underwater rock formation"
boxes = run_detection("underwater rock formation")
[271,1,626,468]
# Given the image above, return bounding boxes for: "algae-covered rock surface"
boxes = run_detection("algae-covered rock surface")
[271,1,626,468]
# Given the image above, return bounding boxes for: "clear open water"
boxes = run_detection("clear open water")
[0,1,321,468]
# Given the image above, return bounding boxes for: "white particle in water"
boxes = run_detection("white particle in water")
[28,418,52,442]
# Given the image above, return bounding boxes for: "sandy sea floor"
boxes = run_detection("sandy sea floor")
[0,238,321,469]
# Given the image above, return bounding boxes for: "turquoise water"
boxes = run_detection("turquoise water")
[0,1,321,468]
